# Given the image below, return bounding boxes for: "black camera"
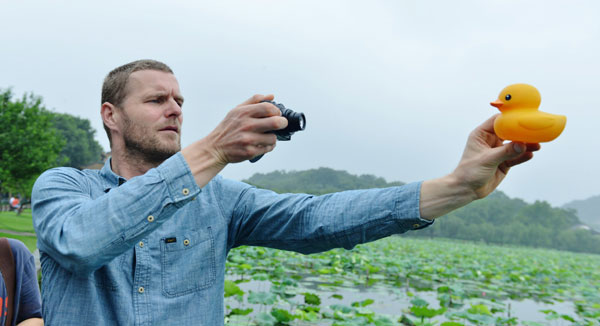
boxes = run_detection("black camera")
[249,101,306,163]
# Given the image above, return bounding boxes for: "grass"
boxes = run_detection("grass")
[0,210,37,253]
[0,210,35,233]
[0,233,37,253]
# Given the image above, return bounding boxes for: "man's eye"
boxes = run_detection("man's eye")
[150,98,162,104]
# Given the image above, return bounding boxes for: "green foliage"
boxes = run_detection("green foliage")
[414,191,600,254]
[243,167,404,195]
[410,306,446,319]
[303,292,321,305]
[351,298,374,307]
[408,297,446,320]
[254,312,277,325]
[52,113,103,169]
[247,291,277,305]
[228,308,252,316]
[467,304,492,316]
[271,308,294,323]
[0,89,64,195]
[224,237,600,325]
[224,280,244,297]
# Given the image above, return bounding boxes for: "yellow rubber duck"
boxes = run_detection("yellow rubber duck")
[490,83,566,143]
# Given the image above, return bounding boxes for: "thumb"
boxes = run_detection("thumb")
[488,142,525,165]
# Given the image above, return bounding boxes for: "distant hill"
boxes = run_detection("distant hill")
[244,167,600,255]
[563,195,600,232]
[243,167,403,195]
[416,191,600,253]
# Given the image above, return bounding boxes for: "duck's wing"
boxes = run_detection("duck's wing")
[518,114,555,130]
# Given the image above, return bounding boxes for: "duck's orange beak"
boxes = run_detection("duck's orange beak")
[490,100,503,109]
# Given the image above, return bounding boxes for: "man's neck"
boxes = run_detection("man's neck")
[110,147,162,180]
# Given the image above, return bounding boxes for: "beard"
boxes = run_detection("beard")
[121,112,181,166]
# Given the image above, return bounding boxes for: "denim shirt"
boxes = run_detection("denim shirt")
[32,153,431,325]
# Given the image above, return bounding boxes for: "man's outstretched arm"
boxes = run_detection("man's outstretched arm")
[420,114,540,220]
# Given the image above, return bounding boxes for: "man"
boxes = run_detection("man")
[32,60,539,325]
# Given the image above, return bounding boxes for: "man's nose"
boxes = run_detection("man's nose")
[165,98,182,117]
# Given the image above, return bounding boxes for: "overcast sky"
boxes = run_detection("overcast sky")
[1,0,598,206]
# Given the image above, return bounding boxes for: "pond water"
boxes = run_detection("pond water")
[227,277,577,324]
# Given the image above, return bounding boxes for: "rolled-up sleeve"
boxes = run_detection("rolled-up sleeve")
[32,153,200,274]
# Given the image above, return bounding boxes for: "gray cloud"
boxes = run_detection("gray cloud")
[1,0,598,206]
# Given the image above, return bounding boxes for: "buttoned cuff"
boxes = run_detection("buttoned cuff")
[394,181,434,231]
[156,152,201,207]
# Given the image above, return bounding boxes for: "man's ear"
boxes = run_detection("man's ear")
[101,102,120,133]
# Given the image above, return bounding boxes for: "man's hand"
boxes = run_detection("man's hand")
[206,94,288,165]
[182,94,288,188]
[420,114,540,220]
[452,114,540,199]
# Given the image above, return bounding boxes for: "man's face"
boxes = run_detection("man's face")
[117,70,184,163]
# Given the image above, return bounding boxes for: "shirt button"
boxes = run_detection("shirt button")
[182,188,190,196]
[183,239,190,246]
[139,241,144,248]
[413,223,420,229]
[138,287,145,294]
[147,215,155,222]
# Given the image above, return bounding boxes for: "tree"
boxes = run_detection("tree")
[0,89,64,196]
[244,167,404,195]
[52,113,103,169]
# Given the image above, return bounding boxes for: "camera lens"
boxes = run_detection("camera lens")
[251,100,306,162]
[260,100,305,138]
[285,111,306,132]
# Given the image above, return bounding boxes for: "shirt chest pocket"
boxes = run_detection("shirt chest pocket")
[160,226,216,297]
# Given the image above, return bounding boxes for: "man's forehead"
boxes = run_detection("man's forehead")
[127,70,181,94]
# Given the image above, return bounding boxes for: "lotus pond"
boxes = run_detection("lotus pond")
[224,237,600,326]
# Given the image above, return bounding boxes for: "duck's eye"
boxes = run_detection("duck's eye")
[505,94,512,101]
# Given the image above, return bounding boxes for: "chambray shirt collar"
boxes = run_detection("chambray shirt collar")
[99,157,127,191]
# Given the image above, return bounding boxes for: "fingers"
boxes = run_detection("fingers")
[238,94,275,107]
[245,102,282,118]
[526,143,541,152]
[234,95,282,119]
[504,143,539,167]
[207,94,290,164]
[486,141,525,166]
[253,116,288,133]
[232,98,287,131]
[253,133,278,148]
[505,151,534,168]
[234,133,278,161]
